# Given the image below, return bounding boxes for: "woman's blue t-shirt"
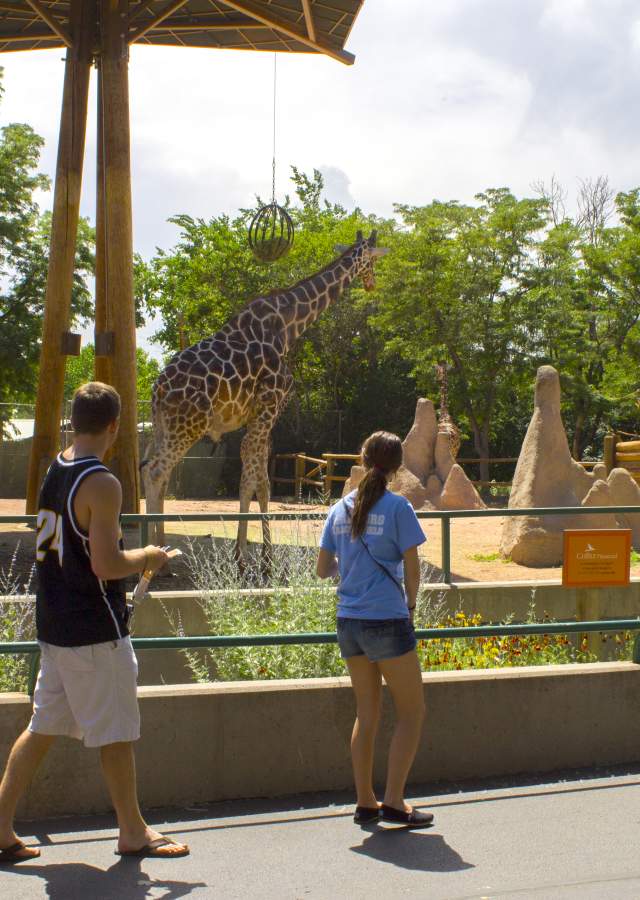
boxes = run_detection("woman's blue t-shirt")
[320,490,426,620]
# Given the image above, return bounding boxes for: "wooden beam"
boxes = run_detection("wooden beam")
[301,0,316,42]
[23,0,72,47]
[127,0,189,43]
[0,32,62,43]
[218,0,354,64]
[0,1,34,12]
[150,22,267,33]
[26,0,92,513]
[100,0,139,512]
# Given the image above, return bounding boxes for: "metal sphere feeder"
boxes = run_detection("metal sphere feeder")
[248,201,294,263]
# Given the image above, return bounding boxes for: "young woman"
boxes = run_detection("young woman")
[317,431,433,828]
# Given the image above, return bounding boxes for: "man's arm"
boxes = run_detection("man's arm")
[82,472,167,580]
[403,545,420,621]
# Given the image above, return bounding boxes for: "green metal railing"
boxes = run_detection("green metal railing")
[3,505,640,696]
[2,618,640,697]
[6,504,640,584]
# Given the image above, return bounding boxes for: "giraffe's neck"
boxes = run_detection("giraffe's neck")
[271,251,358,352]
[436,365,451,422]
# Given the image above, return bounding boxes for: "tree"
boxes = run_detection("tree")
[64,345,161,419]
[529,187,640,456]
[374,189,548,480]
[0,68,95,430]
[136,168,412,462]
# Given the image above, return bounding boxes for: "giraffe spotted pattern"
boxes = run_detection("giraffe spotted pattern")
[142,231,389,568]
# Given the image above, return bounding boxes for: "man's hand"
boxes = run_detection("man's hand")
[143,545,169,573]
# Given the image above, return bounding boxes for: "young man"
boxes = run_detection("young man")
[0,382,189,862]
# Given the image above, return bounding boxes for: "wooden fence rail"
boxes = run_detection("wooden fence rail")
[270,452,603,499]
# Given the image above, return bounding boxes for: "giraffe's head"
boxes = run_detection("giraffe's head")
[336,230,389,291]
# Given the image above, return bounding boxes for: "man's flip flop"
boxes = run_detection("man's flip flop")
[380,804,434,828]
[116,837,190,858]
[0,841,41,864]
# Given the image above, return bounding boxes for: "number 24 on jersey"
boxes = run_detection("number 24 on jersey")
[36,509,63,565]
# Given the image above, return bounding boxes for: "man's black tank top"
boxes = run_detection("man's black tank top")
[36,453,129,647]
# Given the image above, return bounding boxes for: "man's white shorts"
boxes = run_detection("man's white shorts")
[28,637,140,748]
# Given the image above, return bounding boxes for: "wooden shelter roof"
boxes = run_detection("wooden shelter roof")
[0,1,363,65]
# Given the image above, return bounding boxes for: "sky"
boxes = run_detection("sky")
[1,0,639,356]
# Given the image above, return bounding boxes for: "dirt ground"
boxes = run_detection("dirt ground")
[5,495,639,588]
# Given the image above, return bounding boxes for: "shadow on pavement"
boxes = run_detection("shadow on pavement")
[351,828,474,873]
[0,858,206,900]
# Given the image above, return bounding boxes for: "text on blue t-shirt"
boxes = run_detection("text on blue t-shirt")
[319,490,426,620]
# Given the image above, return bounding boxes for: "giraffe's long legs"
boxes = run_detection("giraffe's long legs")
[235,416,276,574]
[142,435,198,548]
[255,460,273,578]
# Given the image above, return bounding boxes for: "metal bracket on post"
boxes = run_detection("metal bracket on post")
[61,331,82,356]
[95,330,115,356]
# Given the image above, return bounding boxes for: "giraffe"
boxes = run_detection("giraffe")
[435,361,461,459]
[141,230,388,569]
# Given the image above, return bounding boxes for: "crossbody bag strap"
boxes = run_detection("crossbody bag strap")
[344,502,405,599]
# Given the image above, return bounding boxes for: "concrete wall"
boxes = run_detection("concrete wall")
[443,579,640,624]
[2,661,640,819]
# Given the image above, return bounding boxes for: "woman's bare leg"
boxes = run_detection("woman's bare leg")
[345,655,383,808]
[377,650,425,811]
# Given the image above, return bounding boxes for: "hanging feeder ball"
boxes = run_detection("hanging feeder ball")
[248,202,294,263]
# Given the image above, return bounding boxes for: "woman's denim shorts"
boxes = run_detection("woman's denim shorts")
[337,617,416,662]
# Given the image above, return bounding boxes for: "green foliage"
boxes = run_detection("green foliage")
[137,168,417,463]
[0,68,95,429]
[64,345,161,410]
[0,549,35,694]
[136,164,640,475]
[374,190,548,477]
[176,542,629,682]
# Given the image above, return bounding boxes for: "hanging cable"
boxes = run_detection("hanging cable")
[271,53,277,205]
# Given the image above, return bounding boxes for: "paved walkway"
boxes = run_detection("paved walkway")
[1,769,639,899]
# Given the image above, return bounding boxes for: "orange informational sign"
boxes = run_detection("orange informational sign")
[563,529,631,588]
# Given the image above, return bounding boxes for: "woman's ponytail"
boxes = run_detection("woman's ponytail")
[350,431,403,539]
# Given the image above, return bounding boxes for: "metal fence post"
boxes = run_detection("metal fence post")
[28,649,40,697]
[441,515,451,583]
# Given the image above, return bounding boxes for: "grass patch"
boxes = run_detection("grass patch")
[468,551,510,563]
[0,548,35,693]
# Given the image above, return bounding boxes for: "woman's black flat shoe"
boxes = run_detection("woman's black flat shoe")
[380,804,434,828]
[354,805,380,824]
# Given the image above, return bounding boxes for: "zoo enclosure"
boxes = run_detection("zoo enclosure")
[3,503,640,585]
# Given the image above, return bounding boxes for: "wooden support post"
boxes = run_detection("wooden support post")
[100,0,139,512]
[25,0,93,513]
[294,454,305,501]
[94,62,113,387]
[603,433,616,475]
[576,588,601,659]
[324,454,335,498]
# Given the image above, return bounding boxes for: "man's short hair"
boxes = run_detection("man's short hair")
[71,382,121,435]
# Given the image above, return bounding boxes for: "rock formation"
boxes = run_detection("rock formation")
[439,464,486,511]
[401,399,437,484]
[607,468,640,544]
[500,365,612,566]
[342,397,485,511]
